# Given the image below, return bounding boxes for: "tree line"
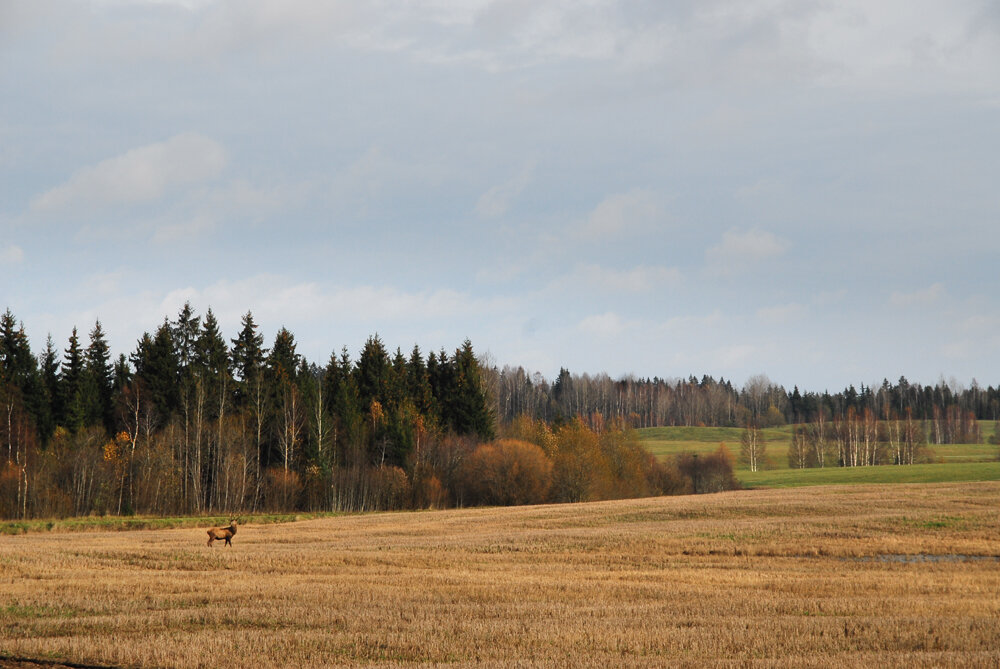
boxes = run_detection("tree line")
[0,306,705,520]
[4,305,992,519]
[488,367,998,444]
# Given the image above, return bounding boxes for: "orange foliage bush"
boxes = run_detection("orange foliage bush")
[459,439,553,506]
[265,467,303,511]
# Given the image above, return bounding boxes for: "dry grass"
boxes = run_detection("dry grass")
[3,483,1000,667]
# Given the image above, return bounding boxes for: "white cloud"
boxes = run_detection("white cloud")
[0,245,24,264]
[10,1,999,96]
[550,263,681,294]
[578,312,636,337]
[889,282,946,307]
[475,160,535,218]
[705,228,790,274]
[154,276,517,330]
[152,214,217,244]
[576,189,664,240]
[715,344,757,368]
[655,310,726,335]
[149,178,294,243]
[30,133,226,215]
[756,303,806,323]
[812,289,847,306]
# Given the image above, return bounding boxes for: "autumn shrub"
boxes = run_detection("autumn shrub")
[265,467,303,511]
[302,464,331,511]
[417,432,478,504]
[410,464,448,509]
[599,427,660,499]
[371,465,410,510]
[459,439,553,506]
[0,461,20,518]
[501,415,556,454]
[550,419,613,503]
[675,445,740,494]
[646,458,689,496]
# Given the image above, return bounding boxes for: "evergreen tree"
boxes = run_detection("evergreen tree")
[407,345,436,423]
[139,320,180,417]
[173,302,201,373]
[268,327,300,382]
[355,335,390,411]
[195,309,231,510]
[59,327,85,431]
[0,311,45,439]
[85,320,114,430]
[231,312,267,394]
[37,335,60,440]
[113,354,131,395]
[196,309,229,380]
[389,347,408,410]
[324,347,363,466]
[440,340,494,439]
[268,327,302,471]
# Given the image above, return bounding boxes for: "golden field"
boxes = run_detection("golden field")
[3,483,1000,668]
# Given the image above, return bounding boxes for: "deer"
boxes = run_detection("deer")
[206,519,238,547]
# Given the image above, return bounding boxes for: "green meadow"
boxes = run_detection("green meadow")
[637,424,1000,489]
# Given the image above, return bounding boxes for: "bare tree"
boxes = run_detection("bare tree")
[739,421,765,472]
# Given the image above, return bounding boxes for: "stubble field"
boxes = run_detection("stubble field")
[3,482,1000,668]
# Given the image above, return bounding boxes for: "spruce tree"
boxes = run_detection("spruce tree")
[141,320,180,417]
[355,335,390,411]
[324,347,362,465]
[447,340,495,439]
[85,320,114,430]
[268,327,300,381]
[231,312,267,390]
[197,309,229,380]
[59,327,85,430]
[0,311,45,438]
[38,335,60,440]
[407,345,436,424]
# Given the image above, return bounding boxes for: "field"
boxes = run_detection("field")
[638,425,1000,488]
[3,482,1000,667]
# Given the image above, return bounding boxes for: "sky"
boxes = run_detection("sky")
[2,0,999,393]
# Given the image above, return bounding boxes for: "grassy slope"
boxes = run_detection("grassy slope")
[638,424,1000,488]
[740,461,1000,488]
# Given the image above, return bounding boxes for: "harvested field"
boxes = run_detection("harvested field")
[3,482,1000,667]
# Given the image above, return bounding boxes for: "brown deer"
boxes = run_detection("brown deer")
[206,519,238,547]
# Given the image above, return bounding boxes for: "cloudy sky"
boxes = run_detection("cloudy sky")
[2,0,999,391]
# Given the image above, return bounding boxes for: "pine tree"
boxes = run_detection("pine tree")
[59,327,85,431]
[268,327,300,382]
[441,340,495,439]
[37,335,60,440]
[1,311,45,447]
[140,320,180,417]
[407,345,436,424]
[268,328,302,472]
[230,312,268,504]
[355,335,390,411]
[196,310,229,381]
[324,347,362,467]
[173,302,201,373]
[85,320,114,430]
[231,312,267,391]
[113,354,131,395]
[196,309,231,510]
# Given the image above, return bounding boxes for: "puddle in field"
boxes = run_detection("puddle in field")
[854,554,1000,564]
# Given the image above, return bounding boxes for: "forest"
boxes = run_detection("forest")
[0,305,997,519]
